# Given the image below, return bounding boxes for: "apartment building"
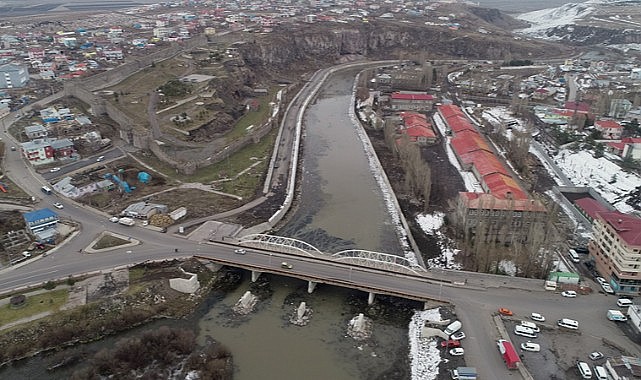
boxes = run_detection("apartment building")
[590,211,641,294]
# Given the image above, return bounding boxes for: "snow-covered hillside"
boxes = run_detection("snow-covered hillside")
[516,2,596,37]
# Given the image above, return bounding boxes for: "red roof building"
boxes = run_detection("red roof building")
[390,92,434,111]
[574,197,610,222]
[594,119,623,140]
[397,112,437,145]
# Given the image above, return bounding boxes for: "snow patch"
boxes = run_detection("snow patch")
[409,308,443,380]
[416,212,462,270]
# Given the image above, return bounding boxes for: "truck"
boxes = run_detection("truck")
[449,366,477,380]
[497,339,520,369]
[607,309,628,322]
[118,217,136,226]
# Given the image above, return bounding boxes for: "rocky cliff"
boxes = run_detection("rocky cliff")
[239,21,571,71]
[544,24,641,46]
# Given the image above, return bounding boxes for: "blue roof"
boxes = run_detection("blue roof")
[23,208,58,223]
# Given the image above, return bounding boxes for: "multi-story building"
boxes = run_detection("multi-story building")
[594,119,623,140]
[610,98,632,119]
[0,63,29,89]
[590,211,641,294]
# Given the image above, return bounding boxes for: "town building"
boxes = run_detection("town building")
[608,137,641,160]
[122,201,169,219]
[23,208,59,243]
[594,119,623,140]
[396,112,437,145]
[390,92,434,111]
[437,104,547,244]
[20,137,76,165]
[0,63,29,89]
[24,124,48,139]
[610,99,633,119]
[590,211,641,294]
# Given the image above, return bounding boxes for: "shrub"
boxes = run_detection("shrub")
[9,294,26,308]
[43,281,56,290]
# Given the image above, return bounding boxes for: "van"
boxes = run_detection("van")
[617,298,633,308]
[577,361,592,379]
[569,249,580,263]
[514,325,537,338]
[41,186,52,195]
[593,365,607,380]
[520,320,540,333]
[557,318,579,330]
[444,320,462,336]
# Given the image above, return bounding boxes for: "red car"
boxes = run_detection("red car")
[441,339,461,348]
[498,308,513,316]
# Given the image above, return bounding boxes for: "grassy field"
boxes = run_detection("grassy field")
[224,88,279,143]
[133,127,277,198]
[0,289,68,327]
[91,234,131,250]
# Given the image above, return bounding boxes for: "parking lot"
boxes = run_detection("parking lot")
[504,317,624,380]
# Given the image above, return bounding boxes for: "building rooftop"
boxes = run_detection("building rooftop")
[23,208,58,224]
[599,211,641,247]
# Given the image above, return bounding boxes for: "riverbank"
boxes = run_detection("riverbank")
[0,258,231,374]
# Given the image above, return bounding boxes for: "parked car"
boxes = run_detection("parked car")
[440,339,461,348]
[596,277,606,285]
[53,202,64,209]
[234,249,247,255]
[449,348,465,356]
[498,307,513,316]
[589,352,604,361]
[49,167,61,173]
[451,331,466,341]
[530,312,545,322]
[562,290,577,298]
[601,283,615,294]
[109,216,119,223]
[521,342,541,352]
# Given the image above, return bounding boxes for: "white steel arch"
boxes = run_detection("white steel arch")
[239,234,322,257]
[332,249,425,274]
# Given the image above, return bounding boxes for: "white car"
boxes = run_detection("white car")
[530,313,545,322]
[590,351,604,361]
[53,202,64,209]
[96,155,105,162]
[562,290,577,298]
[234,248,247,255]
[451,331,466,341]
[449,348,464,356]
[49,167,61,173]
[601,283,615,294]
[521,342,540,352]
[109,216,119,223]
[596,277,606,285]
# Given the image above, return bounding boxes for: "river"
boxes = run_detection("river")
[0,68,413,379]
[277,68,402,255]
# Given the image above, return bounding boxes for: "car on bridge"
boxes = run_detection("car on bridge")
[281,262,293,269]
[234,249,247,255]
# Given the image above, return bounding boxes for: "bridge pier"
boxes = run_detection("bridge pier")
[307,281,317,294]
[368,292,375,305]
[251,271,262,282]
